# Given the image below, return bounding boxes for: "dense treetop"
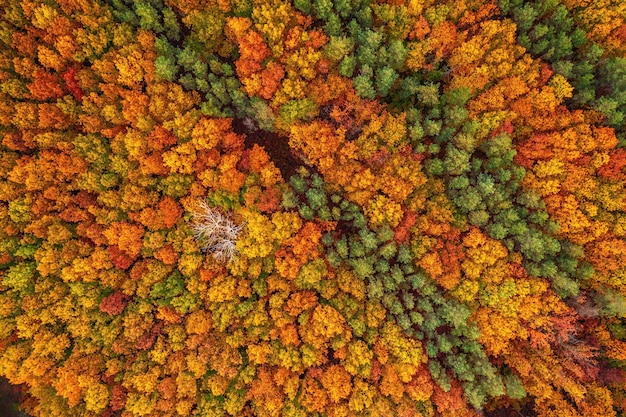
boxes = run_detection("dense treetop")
[0,0,625,416]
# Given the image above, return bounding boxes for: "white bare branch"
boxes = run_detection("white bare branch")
[189,199,245,263]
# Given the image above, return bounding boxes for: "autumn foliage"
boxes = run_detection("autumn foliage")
[0,0,625,416]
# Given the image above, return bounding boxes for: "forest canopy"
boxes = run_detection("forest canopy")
[0,0,625,416]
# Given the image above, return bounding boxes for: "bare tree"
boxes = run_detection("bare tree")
[189,199,245,263]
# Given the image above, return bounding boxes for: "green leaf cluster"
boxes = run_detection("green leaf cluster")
[283,169,507,407]
[501,0,626,144]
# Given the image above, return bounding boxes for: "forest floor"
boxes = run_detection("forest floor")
[0,377,29,417]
